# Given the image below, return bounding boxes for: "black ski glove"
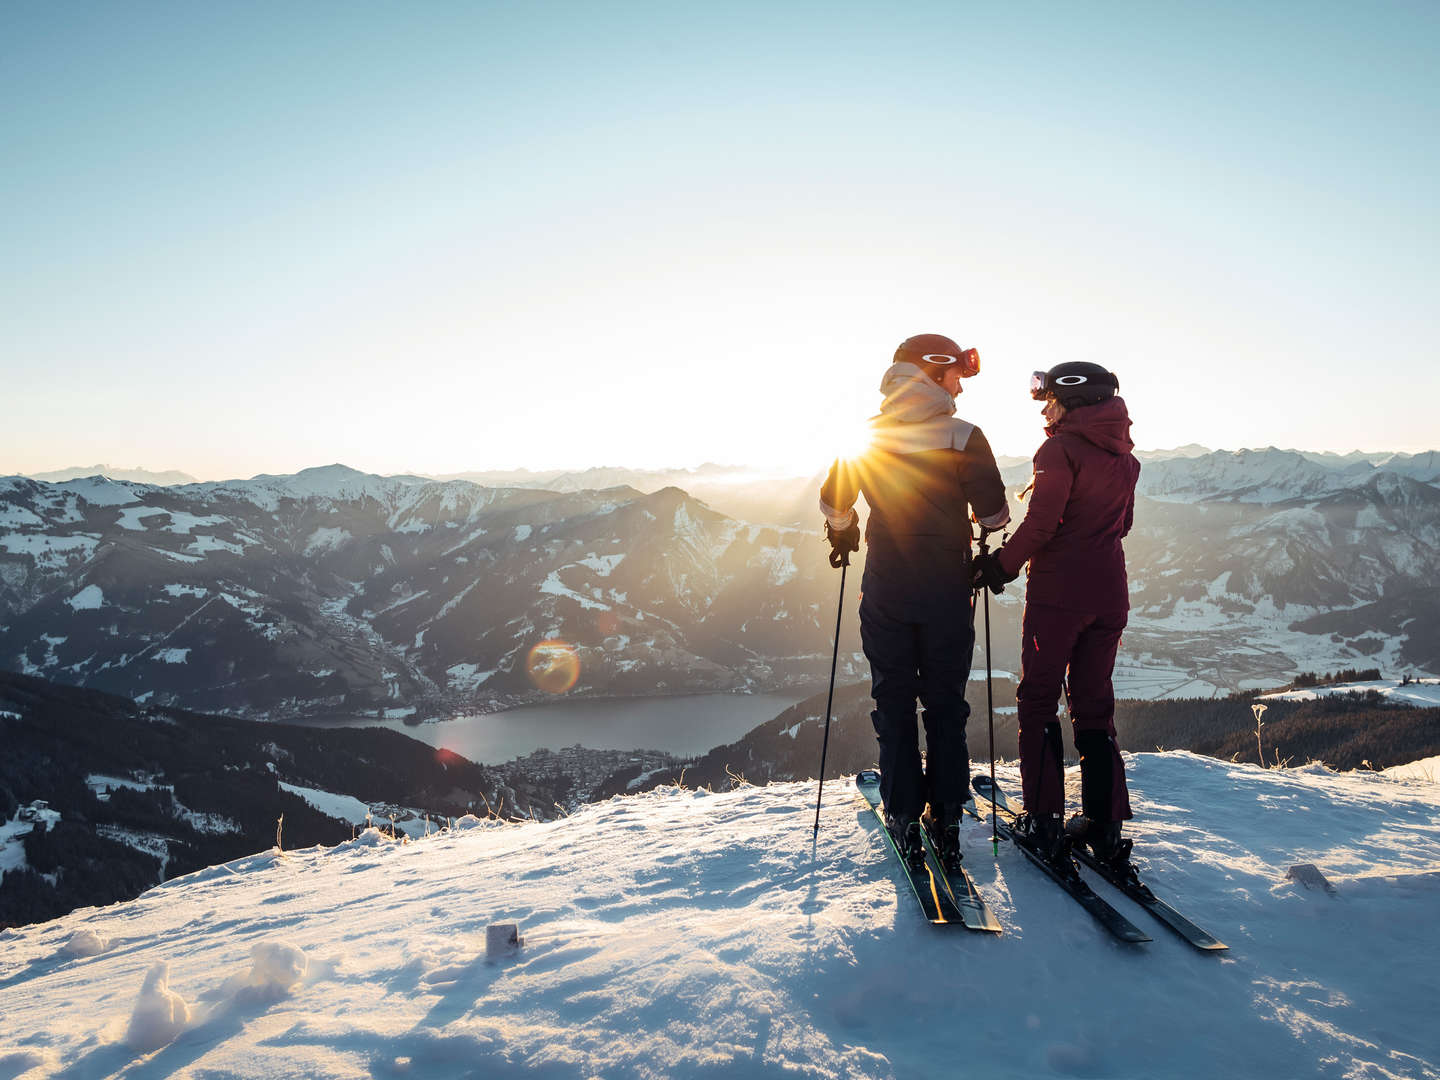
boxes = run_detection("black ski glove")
[825,520,860,568]
[971,551,1016,594]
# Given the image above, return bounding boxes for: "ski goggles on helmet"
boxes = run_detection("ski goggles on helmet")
[1030,368,1119,400]
[921,348,980,378]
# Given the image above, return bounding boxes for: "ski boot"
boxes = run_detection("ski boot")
[1014,811,1078,879]
[922,804,964,874]
[886,815,927,873]
[1066,815,1138,880]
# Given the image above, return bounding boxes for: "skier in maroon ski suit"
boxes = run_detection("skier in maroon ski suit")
[972,362,1141,869]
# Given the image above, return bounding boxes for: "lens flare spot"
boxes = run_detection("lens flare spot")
[526,640,581,694]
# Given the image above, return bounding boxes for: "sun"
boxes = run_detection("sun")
[834,419,876,464]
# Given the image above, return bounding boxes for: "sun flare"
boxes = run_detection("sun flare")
[834,420,877,463]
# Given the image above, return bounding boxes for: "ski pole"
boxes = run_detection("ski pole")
[978,530,999,857]
[812,559,849,836]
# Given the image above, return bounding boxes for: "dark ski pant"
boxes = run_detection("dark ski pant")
[859,584,974,824]
[1016,602,1132,822]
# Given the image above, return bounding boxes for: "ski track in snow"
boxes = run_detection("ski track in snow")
[0,754,1438,1079]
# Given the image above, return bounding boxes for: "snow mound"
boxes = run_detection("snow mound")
[334,825,399,849]
[234,941,308,1001]
[62,928,111,957]
[1385,754,1439,783]
[450,813,491,830]
[125,962,190,1051]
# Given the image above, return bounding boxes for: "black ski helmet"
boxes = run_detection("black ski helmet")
[1030,361,1119,409]
[894,333,980,383]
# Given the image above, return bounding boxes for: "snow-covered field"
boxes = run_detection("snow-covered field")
[2,754,1438,1079]
[1260,678,1440,708]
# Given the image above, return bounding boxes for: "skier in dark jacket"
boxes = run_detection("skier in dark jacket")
[972,361,1141,873]
[821,334,1010,871]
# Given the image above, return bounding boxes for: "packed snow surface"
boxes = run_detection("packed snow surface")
[2,754,1438,1078]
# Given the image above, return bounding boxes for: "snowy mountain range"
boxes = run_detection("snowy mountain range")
[1,447,1437,719]
[21,465,200,486]
[2,753,1437,1078]
[0,466,855,720]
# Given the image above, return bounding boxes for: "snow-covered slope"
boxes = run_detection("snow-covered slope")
[2,754,1437,1079]
[1261,678,1440,708]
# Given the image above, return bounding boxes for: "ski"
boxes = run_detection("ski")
[972,776,1226,951]
[1068,846,1228,951]
[916,815,1004,933]
[855,771,998,931]
[972,776,1151,945]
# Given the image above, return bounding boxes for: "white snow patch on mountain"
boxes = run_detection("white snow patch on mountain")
[375,589,430,616]
[1261,678,1440,708]
[2,756,1439,1077]
[150,546,202,563]
[513,524,533,542]
[96,825,171,871]
[303,527,353,554]
[187,534,243,556]
[0,503,43,527]
[160,511,228,534]
[760,543,799,585]
[0,532,100,562]
[432,580,477,621]
[0,803,62,877]
[152,648,190,664]
[56,476,139,507]
[86,774,160,798]
[445,662,496,692]
[279,782,374,827]
[540,570,611,611]
[115,506,169,530]
[162,584,208,599]
[65,584,104,610]
[578,552,626,576]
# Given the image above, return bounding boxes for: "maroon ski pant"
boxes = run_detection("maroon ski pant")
[1015,603,1133,822]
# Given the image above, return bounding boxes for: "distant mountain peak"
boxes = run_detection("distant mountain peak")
[24,465,198,486]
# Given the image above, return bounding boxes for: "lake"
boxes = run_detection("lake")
[308,692,812,765]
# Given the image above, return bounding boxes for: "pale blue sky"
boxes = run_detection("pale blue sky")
[3,1,1436,478]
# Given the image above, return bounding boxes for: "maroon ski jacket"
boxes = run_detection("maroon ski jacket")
[997,397,1140,614]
